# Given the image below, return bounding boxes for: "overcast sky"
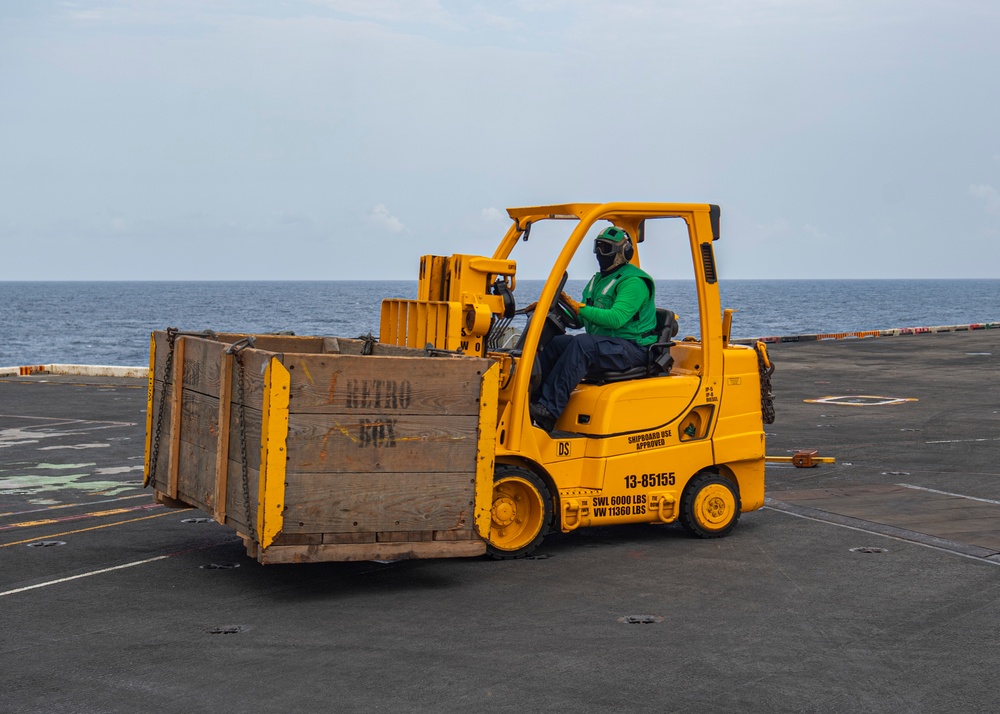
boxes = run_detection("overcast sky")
[2,0,999,280]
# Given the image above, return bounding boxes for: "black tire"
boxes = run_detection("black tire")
[679,472,741,539]
[486,465,553,560]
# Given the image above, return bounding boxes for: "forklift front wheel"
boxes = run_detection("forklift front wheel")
[679,472,741,539]
[486,467,552,559]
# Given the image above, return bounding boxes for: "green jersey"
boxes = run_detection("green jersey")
[578,263,657,346]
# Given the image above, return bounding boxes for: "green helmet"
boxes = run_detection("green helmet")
[597,226,629,244]
[594,226,633,261]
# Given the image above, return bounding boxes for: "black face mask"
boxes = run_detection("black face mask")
[594,239,620,273]
[596,251,617,273]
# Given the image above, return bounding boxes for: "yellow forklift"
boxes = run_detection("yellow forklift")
[381,202,774,558]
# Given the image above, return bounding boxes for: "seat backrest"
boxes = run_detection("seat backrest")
[647,308,678,375]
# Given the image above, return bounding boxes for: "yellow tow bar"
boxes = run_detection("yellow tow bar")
[766,450,836,468]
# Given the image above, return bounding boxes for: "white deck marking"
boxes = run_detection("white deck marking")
[0,538,242,598]
[763,506,1000,567]
[0,555,171,597]
[897,483,1000,506]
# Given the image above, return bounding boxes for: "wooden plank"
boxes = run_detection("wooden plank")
[213,333,326,354]
[177,337,225,398]
[221,347,271,406]
[177,387,221,455]
[152,331,426,369]
[167,388,263,471]
[174,439,217,512]
[270,533,323,546]
[377,531,435,542]
[243,537,258,560]
[282,471,476,533]
[323,532,377,544]
[214,334,424,357]
[323,337,341,354]
[156,385,262,535]
[433,529,478,541]
[167,337,185,499]
[152,332,271,404]
[258,539,485,564]
[154,491,190,509]
[286,413,480,474]
[213,352,233,525]
[321,336,428,357]
[222,460,261,536]
[284,353,490,415]
[160,426,261,536]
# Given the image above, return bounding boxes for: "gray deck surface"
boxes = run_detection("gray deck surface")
[1,330,998,713]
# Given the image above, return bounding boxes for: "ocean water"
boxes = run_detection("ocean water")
[0,280,997,367]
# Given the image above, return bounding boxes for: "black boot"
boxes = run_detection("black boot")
[529,402,557,432]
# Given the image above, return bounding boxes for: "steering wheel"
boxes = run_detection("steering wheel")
[553,290,582,330]
[545,270,579,330]
[511,272,582,356]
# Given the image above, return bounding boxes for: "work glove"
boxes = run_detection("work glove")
[559,292,582,315]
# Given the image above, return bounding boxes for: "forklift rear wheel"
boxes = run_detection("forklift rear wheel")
[679,472,741,539]
[487,466,552,559]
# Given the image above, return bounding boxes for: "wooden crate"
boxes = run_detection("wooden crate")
[144,331,498,564]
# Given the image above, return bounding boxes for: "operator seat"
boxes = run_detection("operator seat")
[583,308,679,384]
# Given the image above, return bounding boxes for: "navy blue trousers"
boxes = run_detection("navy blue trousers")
[535,334,648,418]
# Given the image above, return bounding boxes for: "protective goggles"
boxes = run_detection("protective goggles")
[594,239,620,256]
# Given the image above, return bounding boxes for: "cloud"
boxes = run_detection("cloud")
[802,224,829,242]
[754,217,793,237]
[369,203,406,233]
[970,184,1000,215]
[276,210,311,227]
[481,207,505,224]
[308,0,452,25]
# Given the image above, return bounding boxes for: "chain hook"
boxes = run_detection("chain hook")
[358,332,376,356]
[225,335,256,355]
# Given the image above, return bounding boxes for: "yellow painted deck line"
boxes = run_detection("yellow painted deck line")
[0,493,149,518]
[0,414,136,426]
[0,503,162,532]
[0,508,189,548]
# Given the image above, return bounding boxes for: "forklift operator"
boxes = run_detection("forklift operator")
[529,226,658,432]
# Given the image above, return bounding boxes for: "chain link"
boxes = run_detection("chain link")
[226,337,256,541]
[144,328,177,488]
[754,342,776,425]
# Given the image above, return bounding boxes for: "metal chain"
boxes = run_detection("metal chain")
[359,331,376,355]
[226,337,256,541]
[754,342,776,425]
[145,329,219,488]
[144,327,178,487]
